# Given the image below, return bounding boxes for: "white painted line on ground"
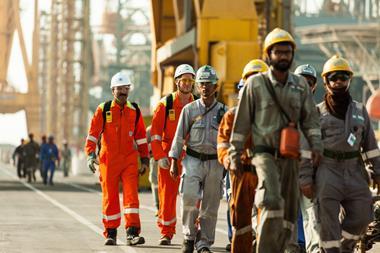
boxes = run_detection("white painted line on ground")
[0,166,138,253]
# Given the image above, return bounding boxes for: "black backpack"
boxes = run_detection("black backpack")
[97,100,141,153]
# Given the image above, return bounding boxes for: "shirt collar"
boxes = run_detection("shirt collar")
[199,98,217,108]
[267,69,295,87]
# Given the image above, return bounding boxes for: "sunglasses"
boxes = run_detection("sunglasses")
[327,72,350,82]
[178,78,195,84]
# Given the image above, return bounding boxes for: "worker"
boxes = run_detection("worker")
[12,138,26,178]
[85,71,149,246]
[146,125,159,216]
[24,133,40,183]
[218,59,268,253]
[301,55,380,253]
[229,27,323,253]
[60,140,72,177]
[285,64,320,253]
[169,65,226,253]
[150,64,197,245]
[40,135,59,185]
[39,135,47,179]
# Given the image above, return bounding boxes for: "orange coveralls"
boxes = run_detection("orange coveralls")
[150,92,195,238]
[217,107,258,253]
[85,100,149,237]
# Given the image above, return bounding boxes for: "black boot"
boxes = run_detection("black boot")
[126,227,145,246]
[182,240,194,253]
[104,228,117,245]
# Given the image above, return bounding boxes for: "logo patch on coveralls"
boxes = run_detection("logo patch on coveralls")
[347,133,356,147]
[169,109,175,121]
[106,111,112,123]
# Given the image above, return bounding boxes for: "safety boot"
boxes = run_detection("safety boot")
[126,227,145,246]
[104,228,117,245]
[158,235,171,245]
[181,240,194,253]
[198,247,212,253]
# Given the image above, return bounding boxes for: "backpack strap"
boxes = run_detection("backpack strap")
[164,93,174,129]
[130,102,141,130]
[98,100,112,154]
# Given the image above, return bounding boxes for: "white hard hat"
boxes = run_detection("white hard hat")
[174,64,195,79]
[110,72,132,88]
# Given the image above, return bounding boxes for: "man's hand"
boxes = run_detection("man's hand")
[158,157,170,170]
[170,159,179,179]
[229,156,242,171]
[300,184,315,199]
[139,157,149,175]
[222,157,230,170]
[87,152,98,173]
[311,150,322,169]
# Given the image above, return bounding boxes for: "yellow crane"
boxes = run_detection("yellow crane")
[149,0,292,106]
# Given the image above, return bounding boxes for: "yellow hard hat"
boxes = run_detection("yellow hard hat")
[242,59,269,80]
[321,55,353,77]
[263,28,296,56]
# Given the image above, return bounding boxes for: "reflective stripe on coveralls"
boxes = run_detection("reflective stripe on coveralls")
[170,99,226,251]
[85,100,149,238]
[86,135,97,143]
[150,92,196,239]
[229,69,322,253]
[217,107,258,253]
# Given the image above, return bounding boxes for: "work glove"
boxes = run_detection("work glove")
[170,158,179,179]
[87,152,98,173]
[300,183,315,199]
[139,157,149,175]
[158,157,170,169]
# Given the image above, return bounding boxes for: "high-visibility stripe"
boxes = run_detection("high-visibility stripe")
[365,149,380,159]
[87,135,97,143]
[283,220,295,231]
[102,212,121,221]
[217,142,230,149]
[342,230,361,240]
[157,217,176,226]
[151,135,162,141]
[300,150,312,159]
[266,210,283,219]
[233,225,252,236]
[308,128,321,136]
[320,240,340,249]
[232,133,246,142]
[124,208,139,214]
[135,138,147,145]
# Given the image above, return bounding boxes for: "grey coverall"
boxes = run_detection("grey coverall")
[169,99,225,251]
[229,70,322,253]
[301,100,380,253]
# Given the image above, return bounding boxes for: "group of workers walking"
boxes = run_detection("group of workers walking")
[85,27,380,253]
[12,134,71,185]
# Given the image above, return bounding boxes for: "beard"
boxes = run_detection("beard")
[269,57,293,72]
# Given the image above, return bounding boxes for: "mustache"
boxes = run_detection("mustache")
[119,93,127,96]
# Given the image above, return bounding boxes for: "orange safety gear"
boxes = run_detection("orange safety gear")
[263,28,296,57]
[242,59,269,80]
[217,108,258,253]
[85,100,149,237]
[321,55,353,78]
[150,91,196,239]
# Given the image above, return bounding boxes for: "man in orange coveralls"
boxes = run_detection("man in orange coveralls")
[85,71,149,246]
[150,64,197,245]
[217,59,268,253]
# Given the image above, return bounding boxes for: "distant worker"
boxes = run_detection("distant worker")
[61,140,72,177]
[150,64,197,245]
[293,64,320,253]
[39,135,47,179]
[218,59,268,253]
[85,71,149,246]
[229,28,322,253]
[12,138,26,178]
[146,125,160,216]
[301,55,380,253]
[40,135,59,185]
[169,65,226,253]
[24,133,40,183]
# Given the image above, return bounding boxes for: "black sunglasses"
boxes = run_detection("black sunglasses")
[327,72,350,82]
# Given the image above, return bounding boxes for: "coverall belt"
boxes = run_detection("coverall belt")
[186,147,217,161]
[323,149,360,160]
[254,145,283,158]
